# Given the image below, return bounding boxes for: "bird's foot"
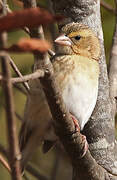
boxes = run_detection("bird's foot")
[70,114,80,132]
[70,113,88,157]
[80,135,89,158]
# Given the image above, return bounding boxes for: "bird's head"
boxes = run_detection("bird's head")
[55,23,100,61]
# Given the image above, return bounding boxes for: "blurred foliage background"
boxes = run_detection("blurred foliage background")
[0,0,116,179]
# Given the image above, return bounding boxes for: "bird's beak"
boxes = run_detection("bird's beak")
[55,34,72,46]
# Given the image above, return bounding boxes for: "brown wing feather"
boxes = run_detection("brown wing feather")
[19,122,33,152]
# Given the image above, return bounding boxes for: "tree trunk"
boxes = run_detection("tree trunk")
[52,0,117,179]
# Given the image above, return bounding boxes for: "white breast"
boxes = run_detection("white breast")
[54,55,99,130]
[62,73,98,130]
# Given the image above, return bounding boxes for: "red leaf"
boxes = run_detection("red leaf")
[1,38,51,53]
[0,7,63,32]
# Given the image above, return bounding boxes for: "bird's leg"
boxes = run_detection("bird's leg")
[80,135,89,158]
[70,113,88,158]
[70,114,80,132]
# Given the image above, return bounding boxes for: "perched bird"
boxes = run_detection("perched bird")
[19,22,100,169]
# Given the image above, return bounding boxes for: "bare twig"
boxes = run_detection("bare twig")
[0,0,11,13]
[48,49,55,57]
[8,55,30,92]
[0,1,22,178]
[0,154,11,173]
[26,164,48,180]
[0,143,48,180]
[0,70,44,83]
[101,0,116,14]
[0,144,9,159]
[11,70,44,84]
[22,27,30,35]
[1,101,23,122]
[1,53,22,180]
[1,53,22,179]
[13,84,27,95]
[0,74,2,80]
[15,112,23,121]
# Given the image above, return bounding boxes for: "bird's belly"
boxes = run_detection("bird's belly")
[62,74,98,130]
[53,55,99,130]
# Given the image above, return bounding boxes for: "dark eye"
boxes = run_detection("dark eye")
[74,35,81,40]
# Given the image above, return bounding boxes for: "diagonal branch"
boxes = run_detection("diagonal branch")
[0,144,9,159]
[0,143,48,180]
[13,84,27,95]
[0,154,11,173]
[26,164,48,180]
[8,55,30,92]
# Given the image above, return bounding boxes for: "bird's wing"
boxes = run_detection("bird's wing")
[19,121,33,152]
[42,140,56,153]
[19,79,52,152]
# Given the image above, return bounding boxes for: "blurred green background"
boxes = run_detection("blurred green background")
[0,0,116,179]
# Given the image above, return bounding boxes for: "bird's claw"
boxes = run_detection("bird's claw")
[80,135,89,158]
[70,114,80,132]
[70,113,88,158]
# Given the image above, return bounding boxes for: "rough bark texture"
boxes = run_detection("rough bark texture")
[52,0,117,179]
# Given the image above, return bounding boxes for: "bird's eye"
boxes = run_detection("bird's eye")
[74,35,81,40]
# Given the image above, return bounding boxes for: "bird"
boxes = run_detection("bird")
[19,22,100,170]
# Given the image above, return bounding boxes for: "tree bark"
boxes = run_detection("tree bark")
[52,0,117,179]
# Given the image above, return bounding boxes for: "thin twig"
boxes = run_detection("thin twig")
[48,49,55,57]
[1,53,22,179]
[0,74,2,80]
[11,70,44,84]
[1,101,23,122]
[13,84,27,95]
[0,1,22,177]
[0,154,11,173]
[101,0,116,14]
[0,0,11,13]
[0,144,9,159]
[8,55,30,92]
[26,164,48,180]
[0,70,44,83]
[0,143,47,180]
[15,112,23,121]
[22,27,30,35]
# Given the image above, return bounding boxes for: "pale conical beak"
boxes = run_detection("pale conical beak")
[55,34,72,46]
